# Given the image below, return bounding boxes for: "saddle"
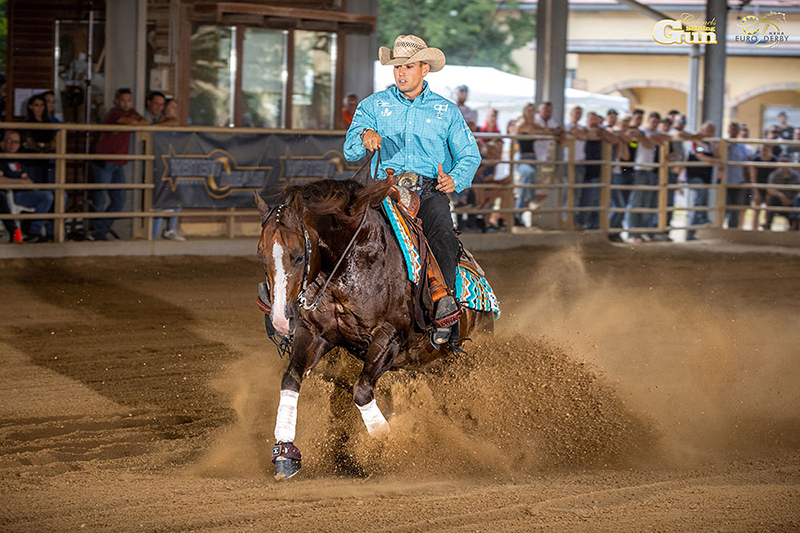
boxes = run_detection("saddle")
[385,169,458,332]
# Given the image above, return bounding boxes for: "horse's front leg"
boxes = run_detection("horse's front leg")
[354,324,400,437]
[272,328,330,480]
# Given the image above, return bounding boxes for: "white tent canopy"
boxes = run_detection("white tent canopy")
[373,61,629,131]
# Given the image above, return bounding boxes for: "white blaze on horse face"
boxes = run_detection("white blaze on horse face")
[357,399,391,437]
[270,241,291,335]
[274,389,299,443]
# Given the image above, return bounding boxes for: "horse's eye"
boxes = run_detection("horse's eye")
[293,255,304,265]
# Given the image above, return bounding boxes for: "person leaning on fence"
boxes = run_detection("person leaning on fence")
[144,91,166,125]
[750,144,778,231]
[765,155,800,231]
[606,110,631,239]
[514,102,561,227]
[92,87,148,241]
[685,122,719,241]
[724,122,754,230]
[0,130,54,243]
[571,111,620,230]
[152,98,185,241]
[625,111,671,242]
[786,128,800,164]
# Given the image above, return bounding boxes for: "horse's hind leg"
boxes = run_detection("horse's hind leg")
[353,324,399,437]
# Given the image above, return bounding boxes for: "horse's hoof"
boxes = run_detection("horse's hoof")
[272,442,302,481]
[274,457,302,480]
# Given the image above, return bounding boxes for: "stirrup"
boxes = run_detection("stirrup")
[432,295,459,345]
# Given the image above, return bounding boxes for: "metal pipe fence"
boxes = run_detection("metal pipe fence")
[1,121,799,243]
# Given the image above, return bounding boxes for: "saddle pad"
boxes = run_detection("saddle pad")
[381,197,500,319]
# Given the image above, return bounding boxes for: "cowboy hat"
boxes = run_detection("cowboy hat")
[378,35,446,72]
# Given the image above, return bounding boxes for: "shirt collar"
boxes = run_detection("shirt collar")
[391,80,430,105]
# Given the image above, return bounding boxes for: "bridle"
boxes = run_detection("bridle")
[260,149,380,313]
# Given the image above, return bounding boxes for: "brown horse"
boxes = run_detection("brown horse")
[255,177,494,479]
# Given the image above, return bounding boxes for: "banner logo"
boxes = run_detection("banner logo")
[735,11,788,48]
[161,147,270,199]
[652,14,717,45]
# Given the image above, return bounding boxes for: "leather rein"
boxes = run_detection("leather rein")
[260,149,380,313]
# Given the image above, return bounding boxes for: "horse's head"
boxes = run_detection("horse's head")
[255,192,320,337]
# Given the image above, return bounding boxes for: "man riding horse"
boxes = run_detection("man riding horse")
[344,34,481,345]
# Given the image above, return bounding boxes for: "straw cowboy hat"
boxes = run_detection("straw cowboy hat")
[378,35,446,72]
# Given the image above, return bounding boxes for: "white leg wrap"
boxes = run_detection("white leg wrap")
[274,389,300,443]
[357,399,390,437]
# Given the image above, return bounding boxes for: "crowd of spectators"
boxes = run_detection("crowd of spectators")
[1,82,798,244]
[1,88,186,244]
[452,91,800,238]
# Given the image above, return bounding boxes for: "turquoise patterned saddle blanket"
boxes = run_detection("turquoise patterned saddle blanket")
[381,197,500,319]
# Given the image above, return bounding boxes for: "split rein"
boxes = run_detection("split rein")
[260,149,381,314]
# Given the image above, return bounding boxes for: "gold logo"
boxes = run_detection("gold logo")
[652,13,717,45]
[736,11,788,48]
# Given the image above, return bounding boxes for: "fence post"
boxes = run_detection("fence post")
[599,140,612,232]
[566,137,576,230]
[143,131,154,241]
[716,138,728,229]
[657,139,669,232]
[54,130,67,243]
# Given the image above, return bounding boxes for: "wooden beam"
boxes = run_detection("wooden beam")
[198,2,376,28]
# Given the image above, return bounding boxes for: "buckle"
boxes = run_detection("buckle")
[396,171,423,194]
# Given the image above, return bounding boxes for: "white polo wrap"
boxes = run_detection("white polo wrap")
[274,389,300,443]
[357,399,390,437]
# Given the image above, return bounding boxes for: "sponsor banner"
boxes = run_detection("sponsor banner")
[153,131,365,209]
[652,14,718,46]
[736,11,789,48]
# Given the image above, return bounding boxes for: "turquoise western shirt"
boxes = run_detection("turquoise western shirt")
[344,81,480,193]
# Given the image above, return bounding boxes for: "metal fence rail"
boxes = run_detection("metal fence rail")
[1,121,799,243]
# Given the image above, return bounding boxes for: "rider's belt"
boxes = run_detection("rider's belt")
[395,171,438,196]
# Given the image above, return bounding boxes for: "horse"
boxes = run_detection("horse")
[254,176,495,480]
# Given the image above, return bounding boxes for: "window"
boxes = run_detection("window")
[291,31,337,130]
[189,25,234,127]
[187,25,338,129]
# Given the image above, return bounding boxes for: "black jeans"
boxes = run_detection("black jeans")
[419,179,459,292]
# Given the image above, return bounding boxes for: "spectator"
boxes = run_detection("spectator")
[738,124,750,139]
[22,94,56,186]
[765,155,800,231]
[42,90,62,123]
[514,102,560,226]
[153,99,185,241]
[341,93,357,128]
[666,113,701,231]
[659,117,672,134]
[685,121,719,240]
[157,98,179,126]
[143,91,166,124]
[667,109,681,124]
[750,144,778,230]
[775,112,794,151]
[92,87,148,241]
[725,122,754,229]
[607,112,631,237]
[455,85,477,131]
[574,111,618,230]
[627,111,671,241]
[786,128,800,164]
[0,130,54,243]
[479,108,500,134]
[765,126,783,158]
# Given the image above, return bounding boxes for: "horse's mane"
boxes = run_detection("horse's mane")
[282,178,393,228]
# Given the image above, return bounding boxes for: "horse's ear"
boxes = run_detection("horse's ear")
[254,191,271,221]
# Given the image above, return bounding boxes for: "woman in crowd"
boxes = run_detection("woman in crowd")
[153,98,185,240]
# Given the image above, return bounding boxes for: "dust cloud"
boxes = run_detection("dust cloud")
[197,247,800,480]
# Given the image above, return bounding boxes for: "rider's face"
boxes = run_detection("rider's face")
[394,62,429,99]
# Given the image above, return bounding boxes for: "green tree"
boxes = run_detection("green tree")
[377,0,535,73]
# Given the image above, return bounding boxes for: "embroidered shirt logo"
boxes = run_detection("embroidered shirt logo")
[434,103,449,120]
[381,108,393,117]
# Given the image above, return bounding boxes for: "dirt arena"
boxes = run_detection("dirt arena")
[1,242,799,532]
